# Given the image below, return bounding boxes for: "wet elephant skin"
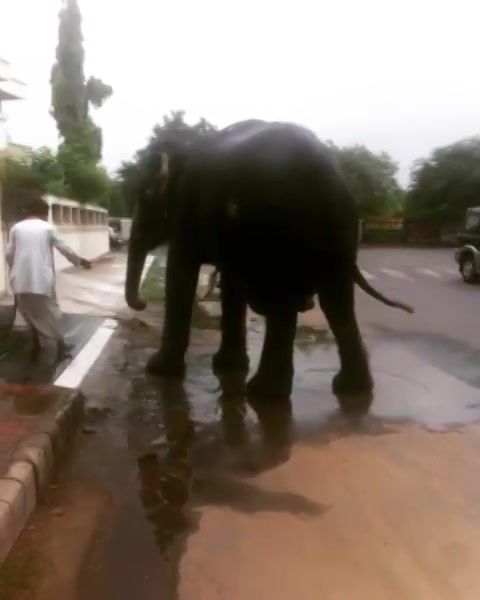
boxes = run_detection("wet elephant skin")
[125,119,409,412]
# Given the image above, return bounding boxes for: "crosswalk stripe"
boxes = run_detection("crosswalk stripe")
[379,268,413,281]
[416,268,441,278]
[437,267,458,275]
[360,269,375,280]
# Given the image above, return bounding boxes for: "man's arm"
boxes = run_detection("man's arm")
[48,228,91,269]
[5,228,15,268]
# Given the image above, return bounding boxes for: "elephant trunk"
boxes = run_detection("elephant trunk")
[125,237,148,311]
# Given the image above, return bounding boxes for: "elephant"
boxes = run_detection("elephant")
[125,119,414,412]
[204,267,316,311]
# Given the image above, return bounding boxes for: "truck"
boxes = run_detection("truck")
[108,218,132,247]
[454,207,480,283]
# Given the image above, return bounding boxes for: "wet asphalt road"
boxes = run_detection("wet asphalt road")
[5,246,480,599]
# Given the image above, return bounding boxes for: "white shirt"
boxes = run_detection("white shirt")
[6,218,81,296]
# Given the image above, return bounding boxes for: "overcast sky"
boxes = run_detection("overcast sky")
[1,0,479,185]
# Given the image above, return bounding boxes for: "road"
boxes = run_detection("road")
[4,246,480,600]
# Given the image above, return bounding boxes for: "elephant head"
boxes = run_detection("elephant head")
[125,151,175,311]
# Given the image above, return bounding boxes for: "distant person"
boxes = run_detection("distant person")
[205,268,221,298]
[6,196,92,365]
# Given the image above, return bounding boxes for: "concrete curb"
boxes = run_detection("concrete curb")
[0,388,84,563]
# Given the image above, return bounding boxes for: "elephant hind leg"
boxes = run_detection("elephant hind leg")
[318,277,373,414]
[246,311,297,400]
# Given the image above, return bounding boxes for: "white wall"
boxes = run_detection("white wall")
[0,111,8,150]
[54,225,109,272]
[0,194,110,296]
[0,186,6,295]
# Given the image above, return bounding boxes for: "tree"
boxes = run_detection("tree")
[405,137,480,226]
[117,110,218,216]
[0,147,66,196]
[329,144,403,217]
[107,180,128,217]
[50,0,112,201]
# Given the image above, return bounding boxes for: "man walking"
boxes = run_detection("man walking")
[6,196,92,366]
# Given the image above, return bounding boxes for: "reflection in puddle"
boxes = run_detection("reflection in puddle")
[137,452,191,553]
[134,372,302,555]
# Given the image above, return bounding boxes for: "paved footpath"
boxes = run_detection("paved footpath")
[0,250,153,570]
[3,247,480,599]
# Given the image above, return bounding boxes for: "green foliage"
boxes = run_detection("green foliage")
[56,143,111,204]
[405,137,480,226]
[86,76,113,109]
[50,0,112,203]
[117,110,218,216]
[0,145,115,210]
[0,147,66,196]
[328,143,403,217]
[107,180,128,216]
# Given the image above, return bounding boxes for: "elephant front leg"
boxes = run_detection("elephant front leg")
[212,270,249,374]
[146,248,200,378]
[246,311,297,400]
[318,278,373,413]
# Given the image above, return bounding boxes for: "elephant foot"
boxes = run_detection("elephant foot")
[146,350,186,379]
[332,369,374,415]
[212,348,249,374]
[246,370,293,400]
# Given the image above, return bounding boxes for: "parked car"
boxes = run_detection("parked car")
[108,218,131,245]
[108,226,123,249]
[454,207,480,283]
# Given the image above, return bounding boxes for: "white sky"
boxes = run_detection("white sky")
[1,0,480,185]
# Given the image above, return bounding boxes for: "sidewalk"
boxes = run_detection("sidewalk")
[0,251,154,567]
[0,383,83,563]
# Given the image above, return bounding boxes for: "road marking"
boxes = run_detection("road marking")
[416,268,441,278]
[379,268,413,281]
[54,255,154,389]
[360,269,375,280]
[54,324,117,389]
[437,267,458,275]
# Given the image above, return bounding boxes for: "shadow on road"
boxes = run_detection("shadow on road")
[129,371,403,562]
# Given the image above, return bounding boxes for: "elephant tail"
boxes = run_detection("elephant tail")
[354,265,415,314]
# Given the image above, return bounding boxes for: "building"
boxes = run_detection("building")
[0,140,31,160]
[0,57,26,298]
[0,57,26,150]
